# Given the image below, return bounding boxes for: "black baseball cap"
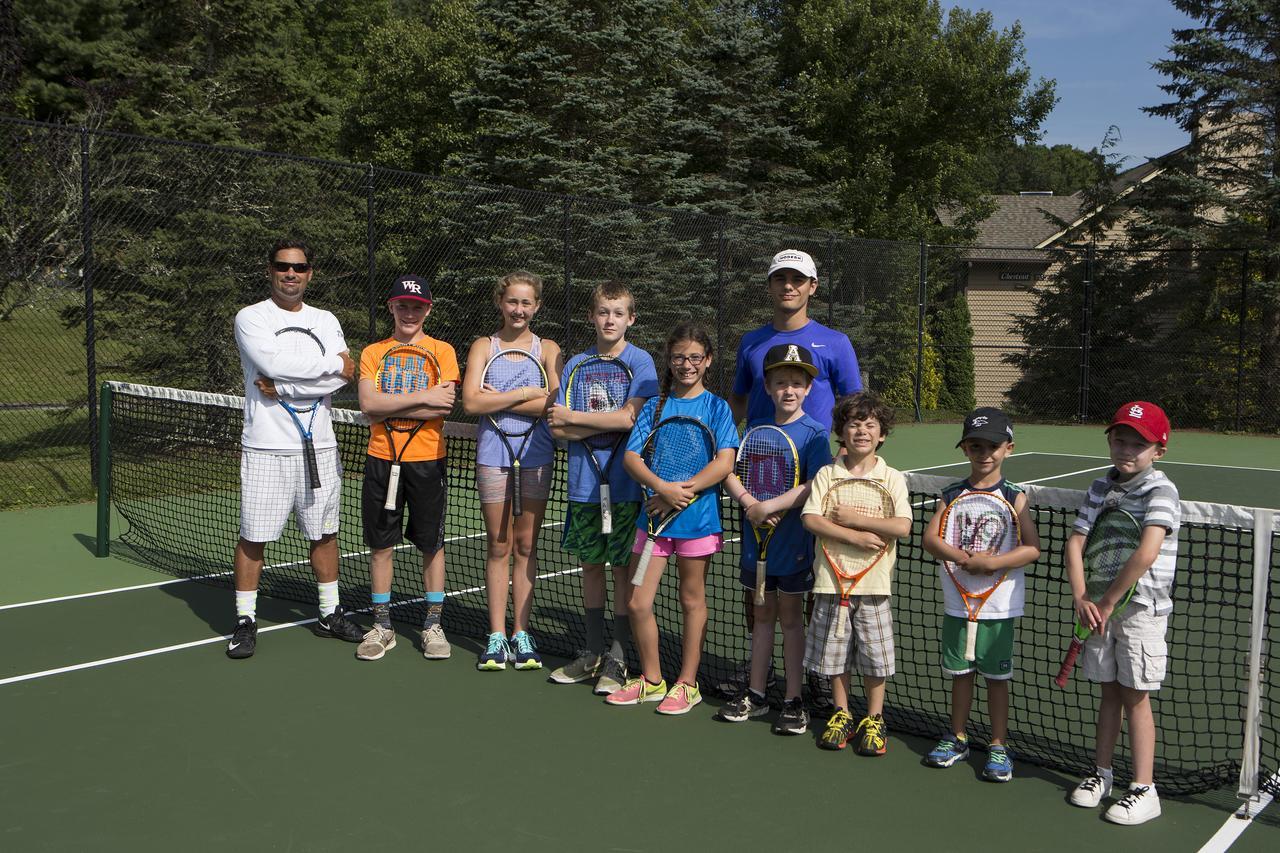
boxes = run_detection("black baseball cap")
[389,274,432,303]
[763,343,818,378]
[957,407,1014,447]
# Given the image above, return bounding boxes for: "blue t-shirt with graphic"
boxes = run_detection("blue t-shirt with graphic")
[625,391,740,539]
[738,414,831,576]
[557,343,660,504]
[732,320,861,432]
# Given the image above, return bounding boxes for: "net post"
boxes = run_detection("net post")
[95,381,113,558]
[1237,508,1274,801]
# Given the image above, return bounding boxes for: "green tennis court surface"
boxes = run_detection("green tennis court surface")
[1,385,1276,851]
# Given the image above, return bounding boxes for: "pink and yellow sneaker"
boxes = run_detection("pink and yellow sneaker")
[605,676,668,706]
[656,681,703,715]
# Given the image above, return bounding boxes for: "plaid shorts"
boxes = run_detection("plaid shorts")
[803,593,895,678]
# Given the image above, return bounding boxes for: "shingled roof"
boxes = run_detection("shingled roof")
[936,193,1083,248]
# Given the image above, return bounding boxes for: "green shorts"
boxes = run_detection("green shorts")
[561,500,641,566]
[941,614,1016,680]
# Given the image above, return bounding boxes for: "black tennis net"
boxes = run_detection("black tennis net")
[98,381,1277,798]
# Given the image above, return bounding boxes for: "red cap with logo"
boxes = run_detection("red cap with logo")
[1107,401,1170,446]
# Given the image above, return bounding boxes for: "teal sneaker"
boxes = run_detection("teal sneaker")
[510,631,543,670]
[983,745,1013,782]
[923,733,969,768]
[477,632,510,671]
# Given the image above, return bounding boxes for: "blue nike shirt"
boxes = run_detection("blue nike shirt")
[733,320,861,432]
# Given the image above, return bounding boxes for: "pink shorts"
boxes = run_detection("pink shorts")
[631,529,723,559]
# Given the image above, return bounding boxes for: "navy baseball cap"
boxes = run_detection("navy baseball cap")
[389,275,432,303]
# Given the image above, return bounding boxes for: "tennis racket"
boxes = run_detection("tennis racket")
[482,348,549,517]
[273,326,326,489]
[736,425,800,606]
[376,343,441,511]
[939,490,1021,662]
[820,478,895,640]
[564,355,633,534]
[1053,506,1142,688]
[631,415,717,588]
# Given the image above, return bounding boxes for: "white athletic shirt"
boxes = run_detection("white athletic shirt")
[234,299,349,453]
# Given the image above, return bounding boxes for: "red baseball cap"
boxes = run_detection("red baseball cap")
[1107,401,1170,446]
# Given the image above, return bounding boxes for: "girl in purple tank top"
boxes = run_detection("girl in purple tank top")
[462,271,563,672]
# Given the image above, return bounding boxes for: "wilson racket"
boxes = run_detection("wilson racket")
[939,490,1021,661]
[564,354,633,534]
[820,478,895,640]
[1053,507,1142,688]
[376,343,441,510]
[273,326,326,489]
[631,415,717,588]
[482,348,549,517]
[736,425,800,606]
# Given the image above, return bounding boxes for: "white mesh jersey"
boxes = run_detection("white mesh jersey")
[234,299,349,453]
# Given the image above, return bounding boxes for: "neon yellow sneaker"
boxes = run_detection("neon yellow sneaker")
[656,682,702,715]
[855,713,887,756]
[818,709,855,750]
[605,676,668,706]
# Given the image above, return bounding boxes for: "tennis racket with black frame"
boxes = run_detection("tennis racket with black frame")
[273,326,327,490]
[819,477,896,640]
[938,490,1021,662]
[736,425,800,606]
[375,342,442,511]
[1053,506,1143,688]
[563,354,633,535]
[631,415,717,588]
[482,348,550,517]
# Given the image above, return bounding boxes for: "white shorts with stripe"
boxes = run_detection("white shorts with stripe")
[239,448,342,543]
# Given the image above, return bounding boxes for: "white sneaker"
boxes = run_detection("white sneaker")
[1069,770,1114,807]
[356,624,396,661]
[421,624,451,659]
[1105,785,1161,825]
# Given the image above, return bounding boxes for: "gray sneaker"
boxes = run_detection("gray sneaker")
[356,624,396,661]
[421,624,451,660]
[549,650,601,684]
[592,655,628,695]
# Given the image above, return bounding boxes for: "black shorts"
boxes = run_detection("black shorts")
[362,455,447,553]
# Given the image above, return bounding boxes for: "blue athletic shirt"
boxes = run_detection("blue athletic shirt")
[733,320,861,432]
[739,414,831,576]
[557,343,660,504]
[625,390,740,539]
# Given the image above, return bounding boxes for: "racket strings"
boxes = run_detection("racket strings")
[485,352,544,434]
[737,435,796,502]
[647,420,714,483]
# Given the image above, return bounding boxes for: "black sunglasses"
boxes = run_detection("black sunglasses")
[271,261,312,273]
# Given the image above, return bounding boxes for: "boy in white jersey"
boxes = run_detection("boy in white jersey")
[1066,401,1179,825]
[226,239,362,659]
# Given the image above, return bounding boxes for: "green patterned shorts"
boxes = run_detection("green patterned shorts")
[561,500,641,566]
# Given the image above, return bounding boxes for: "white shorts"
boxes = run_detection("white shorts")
[1080,603,1169,691]
[239,448,342,543]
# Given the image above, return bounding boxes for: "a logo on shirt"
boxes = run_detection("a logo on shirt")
[811,343,826,348]
[1128,403,1145,419]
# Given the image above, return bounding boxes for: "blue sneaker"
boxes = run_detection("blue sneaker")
[923,733,969,768]
[477,632,510,671]
[983,745,1013,782]
[510,631,543,670]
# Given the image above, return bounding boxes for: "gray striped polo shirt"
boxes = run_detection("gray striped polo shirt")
[1072,466,1181,616]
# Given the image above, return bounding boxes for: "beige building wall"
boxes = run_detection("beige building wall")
[964,262,1049,407]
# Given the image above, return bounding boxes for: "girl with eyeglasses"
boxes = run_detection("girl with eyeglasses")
[605,322,738,716]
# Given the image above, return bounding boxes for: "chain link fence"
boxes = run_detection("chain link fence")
[2,116,1277,508]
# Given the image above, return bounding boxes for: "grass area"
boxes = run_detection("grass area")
[0,407,94,509]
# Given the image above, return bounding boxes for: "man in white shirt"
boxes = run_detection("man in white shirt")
[226,239,361,659]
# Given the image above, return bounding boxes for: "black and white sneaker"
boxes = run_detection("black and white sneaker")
[226,616,257,659]
[316,605,364,642]
[719,691,769,722]
[773,697,810,735]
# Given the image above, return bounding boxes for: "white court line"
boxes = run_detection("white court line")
[1025,451,1280,473]
[1197,779,1277,853]
[1018,465,1113,486]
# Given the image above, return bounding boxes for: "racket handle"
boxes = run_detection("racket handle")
[512,460,523,517]
[1054,637,1086,688]
[753,559,766,606]
[384,462,402,511]
[964,619,978,662]
[632,537,657,588]
[600,484,612,535]
[303,440,321,490]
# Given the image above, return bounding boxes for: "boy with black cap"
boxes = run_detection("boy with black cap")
[355,275,460,661]
[1065,401,1178,825]
[720,344,831,733]
[921,407,1041,781]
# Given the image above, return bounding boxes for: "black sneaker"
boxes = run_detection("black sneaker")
[719,691,769,722]
[773,697,809,735]
[316,605,364,642]
[226,616,257,659]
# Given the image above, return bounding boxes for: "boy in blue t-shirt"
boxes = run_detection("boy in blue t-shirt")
[721,344,831,734]
[546,281,659,695]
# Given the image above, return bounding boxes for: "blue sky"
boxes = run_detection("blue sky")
[950,0,1196,166]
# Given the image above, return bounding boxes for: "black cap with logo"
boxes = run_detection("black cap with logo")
[763,343,818,378]
[956,407,1014,447]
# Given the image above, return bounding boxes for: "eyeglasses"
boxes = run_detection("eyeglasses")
[669,353,707,366]
[271,261,312,273]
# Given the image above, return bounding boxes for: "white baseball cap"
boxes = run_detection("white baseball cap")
[767,249,818,280]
